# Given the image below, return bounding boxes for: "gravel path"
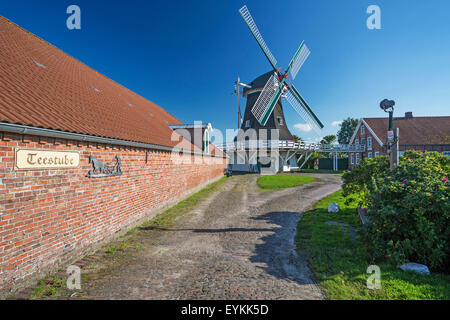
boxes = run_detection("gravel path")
[74,173,342,300]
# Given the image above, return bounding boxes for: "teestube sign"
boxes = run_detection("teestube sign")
[14,148,80,170]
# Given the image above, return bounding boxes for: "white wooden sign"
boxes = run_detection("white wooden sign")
[15,148,80,170]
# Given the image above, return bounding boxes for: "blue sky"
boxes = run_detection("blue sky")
[1,0,449,142]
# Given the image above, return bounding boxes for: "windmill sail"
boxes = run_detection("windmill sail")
[285,85,323,134]
[287,41,310,80]
[251,73,283,126]
[239,5,278,70]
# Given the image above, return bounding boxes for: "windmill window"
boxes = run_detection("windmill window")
[245,120,250,128]
[277,117,284,125]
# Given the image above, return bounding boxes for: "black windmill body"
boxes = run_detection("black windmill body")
[241,71,294,141]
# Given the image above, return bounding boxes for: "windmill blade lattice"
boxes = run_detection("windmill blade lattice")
[287,42,310,80]
[251,73,282,126]
[285,85,323,134]
[239,5,278,70]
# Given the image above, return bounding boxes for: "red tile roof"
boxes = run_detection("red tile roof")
[364,116,450,145]
[0,16,211,153]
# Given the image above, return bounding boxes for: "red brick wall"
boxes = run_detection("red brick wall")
[348,123,384,169]
[0,132,227,296]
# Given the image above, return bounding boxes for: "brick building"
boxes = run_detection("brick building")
[0,17,227,295]
[348,112,450,169]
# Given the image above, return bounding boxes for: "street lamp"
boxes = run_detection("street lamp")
[380,99,398,168]
[379,99,395,130]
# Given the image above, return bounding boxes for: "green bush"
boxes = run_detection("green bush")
[343,151,450,271]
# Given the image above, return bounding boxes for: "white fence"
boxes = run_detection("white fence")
[218,140,365,153]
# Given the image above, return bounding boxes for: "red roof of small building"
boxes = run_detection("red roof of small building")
[363,115,450,145]
[0,16,222,155]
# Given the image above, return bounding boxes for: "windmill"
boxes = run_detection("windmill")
[238,5,323,135]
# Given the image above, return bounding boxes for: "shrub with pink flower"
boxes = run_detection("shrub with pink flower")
[343,150,450,270]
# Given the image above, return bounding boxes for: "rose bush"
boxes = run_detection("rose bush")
[343,151,450,271]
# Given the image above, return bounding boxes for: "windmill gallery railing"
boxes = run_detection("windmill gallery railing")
[217,140,366,153]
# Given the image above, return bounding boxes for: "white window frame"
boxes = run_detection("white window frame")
[368,152,372,158]
[367,137,372,150]
[355,153,360,164]
[361,138,365,146]
[350,154,354,164]
[375,151,380,157]
[361,125,365,135]
[355,138,359,145]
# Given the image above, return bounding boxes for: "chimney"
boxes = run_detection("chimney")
[405,112,413,119]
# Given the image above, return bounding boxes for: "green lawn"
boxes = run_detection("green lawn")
[257,174,316,190]
[296,190,450,300]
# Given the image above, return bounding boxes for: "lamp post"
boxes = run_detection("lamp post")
[380,99,399,169]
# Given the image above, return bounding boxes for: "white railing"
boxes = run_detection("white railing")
[217,140,365,153]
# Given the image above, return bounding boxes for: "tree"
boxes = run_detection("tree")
[320,134,336,145]
[337,117,359,144]
[293,135,303,142]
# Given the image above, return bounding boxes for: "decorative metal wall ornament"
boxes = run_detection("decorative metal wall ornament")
[87,155,123,178]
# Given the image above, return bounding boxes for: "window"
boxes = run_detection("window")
[444,151,450,157]
[355,153,360,164]
[368,152,372,158]
[277,117,284,125]
[367,137,372,150]
[361,138,365,145]
[375,152,380,157]
[361,125,365,135]
[350,154,354,164]
[399,151,405,157]
[245,120,250,128]
[355,139,359,145]
[204,130,210,154]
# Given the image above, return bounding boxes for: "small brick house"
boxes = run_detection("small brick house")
[0,17,227,295]
[348,112,450,169]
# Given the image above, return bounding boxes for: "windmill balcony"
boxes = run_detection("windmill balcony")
[218,140,366,153]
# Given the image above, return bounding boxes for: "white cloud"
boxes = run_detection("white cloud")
[294,123,312,132]
[331,120,342,127]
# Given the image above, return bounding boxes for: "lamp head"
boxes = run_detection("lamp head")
[380,99,395,112]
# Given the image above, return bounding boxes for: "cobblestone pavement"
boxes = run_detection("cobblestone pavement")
[73,174,342,300]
